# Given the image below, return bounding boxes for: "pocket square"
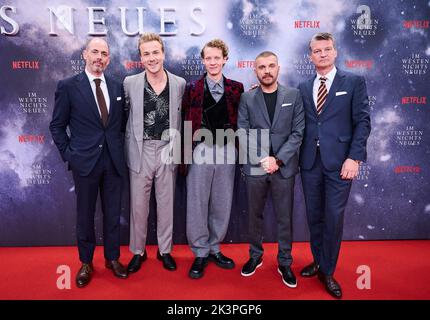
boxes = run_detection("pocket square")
[282,103,292,107]
[116,97,122,101]
[335,91,347,96]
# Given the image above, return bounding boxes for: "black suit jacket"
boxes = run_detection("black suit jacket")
[49,72,126,177]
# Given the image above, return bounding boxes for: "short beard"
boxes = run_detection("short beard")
[258,76,276,87]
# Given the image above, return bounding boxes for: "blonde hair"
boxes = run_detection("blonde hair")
[138,33,165,54]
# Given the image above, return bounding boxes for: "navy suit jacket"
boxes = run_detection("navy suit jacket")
[298,69,371,171]
[49,72,126,177]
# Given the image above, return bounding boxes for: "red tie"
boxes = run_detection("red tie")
[316,77,327,115]
[94,78,108,127]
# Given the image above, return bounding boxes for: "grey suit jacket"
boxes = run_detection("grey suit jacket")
[237,84,305,178]
[124,70,186,173]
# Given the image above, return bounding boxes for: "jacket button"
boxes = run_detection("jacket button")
[99,144,103,148]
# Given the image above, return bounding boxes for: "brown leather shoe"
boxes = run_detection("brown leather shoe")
[76,263,93,288]
[105,260,128,279]
[300,262,319,277]
[317,271,342,299]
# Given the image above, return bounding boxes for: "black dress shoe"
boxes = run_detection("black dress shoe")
[189,257,209,279]
[241,257,263,277]
[208,252,235,269]
[300,262,319,277]
[278,266,297,288]
[157,251,177,271]
[127,251,147,273]
[317,271,342,299]
[76,263,93,288]
[105,260,128,279]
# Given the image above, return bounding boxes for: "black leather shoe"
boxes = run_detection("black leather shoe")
[317,271,342,299]
[105,260,128,279]
[278,266,297,288]
[127,251,147,273]
[241,257,263,277]
[157,251,177,271]
[189,257,209,279]
[76,263,93,288]
[208,252,235,269]
[300,262,319,277]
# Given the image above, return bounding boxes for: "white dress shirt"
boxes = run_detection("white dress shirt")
[85,69,110,114]
[312,66,337,108]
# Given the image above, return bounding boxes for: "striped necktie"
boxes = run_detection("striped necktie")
[316,77,328,115]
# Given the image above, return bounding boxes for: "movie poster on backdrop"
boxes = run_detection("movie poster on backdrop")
[0,0,429,246]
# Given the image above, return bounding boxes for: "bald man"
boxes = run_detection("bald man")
[50,37,128,288]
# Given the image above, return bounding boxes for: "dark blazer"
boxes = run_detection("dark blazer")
[238,85,305,178]
[49,72,126,177]
[298,68,371,171]
[182,74,244,139]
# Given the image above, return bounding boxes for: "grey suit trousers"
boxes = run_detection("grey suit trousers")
[245,171,294,267]
[186,142,236,257]
[129,140,176,255]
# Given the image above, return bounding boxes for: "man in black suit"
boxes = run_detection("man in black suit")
[50,37,128,288]
[298,32,371,298]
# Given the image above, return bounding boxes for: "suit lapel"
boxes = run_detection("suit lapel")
[195,77,205,107]
[167,70,178,131]
[224,77,236,127]
[133,71,146,141]
[76,72,103,126]
[255,87,271,126]
[105,76,116,127]
[306,75,317,116]
[192,77,205,134]
[271,85,286,129]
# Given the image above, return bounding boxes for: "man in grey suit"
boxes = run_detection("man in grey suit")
[238,51,305,287]
[124,33,186,273]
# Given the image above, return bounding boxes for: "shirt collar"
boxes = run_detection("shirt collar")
[206,74,224,90]
[85,69,106,84]
[316,66,337,83]
[144,70,169,91]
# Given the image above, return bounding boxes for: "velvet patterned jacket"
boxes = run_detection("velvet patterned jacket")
[182,74,244,139]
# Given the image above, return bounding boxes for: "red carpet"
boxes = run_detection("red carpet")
[0,241,429,300]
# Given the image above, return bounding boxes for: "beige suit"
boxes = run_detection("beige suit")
[124,70,186,255]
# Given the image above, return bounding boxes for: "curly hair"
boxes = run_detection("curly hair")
[200,39,229,59]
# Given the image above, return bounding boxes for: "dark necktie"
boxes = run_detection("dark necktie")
[316,77,328,115]
[94,78,108,127]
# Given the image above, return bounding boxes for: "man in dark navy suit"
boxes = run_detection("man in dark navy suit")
[50,37,128,288]
[298,33,371,298]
